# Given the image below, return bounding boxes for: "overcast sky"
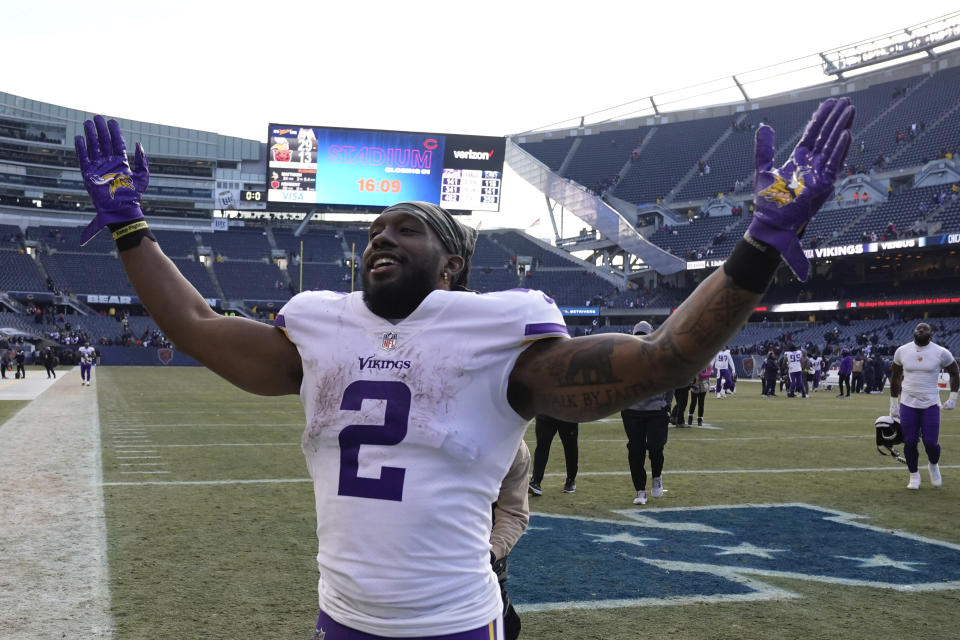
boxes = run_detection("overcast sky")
[4,1,959,236]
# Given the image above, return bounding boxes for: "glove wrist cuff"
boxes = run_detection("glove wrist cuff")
[108,220,156,252]
[722,237,780,294]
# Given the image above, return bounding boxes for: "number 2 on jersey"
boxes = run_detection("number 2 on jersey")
[337,380,410,501]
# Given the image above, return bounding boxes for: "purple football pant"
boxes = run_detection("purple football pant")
[813,370,821,389]
[899,403,941,473]
[717,368,734,393]
[315,611,502,640]
[790,371,805,396]
[80,363,92,381]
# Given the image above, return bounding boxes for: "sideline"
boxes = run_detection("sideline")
[0,367,112,639]
[0,365,68,400]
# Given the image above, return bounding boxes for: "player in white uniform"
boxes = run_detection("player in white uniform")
[714,348,736,398]
[785,346,806,398]
[810,354,823,391]
[74,100,853,638]
[78,341,96,386]
[890,323,959,490]
[281,286,565,635]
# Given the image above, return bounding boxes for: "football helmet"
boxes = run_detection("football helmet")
[875,415,905,464]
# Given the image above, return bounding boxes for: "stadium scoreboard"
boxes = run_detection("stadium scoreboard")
[267,124,506,211]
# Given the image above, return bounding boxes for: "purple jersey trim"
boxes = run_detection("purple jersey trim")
[274,314,286,328]
[525,322,568,337]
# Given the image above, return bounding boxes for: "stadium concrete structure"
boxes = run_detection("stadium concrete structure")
[3,18,960,359]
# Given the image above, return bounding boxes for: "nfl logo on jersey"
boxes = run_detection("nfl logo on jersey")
[380,331,398,352]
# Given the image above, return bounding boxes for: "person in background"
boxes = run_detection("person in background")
[528,414,579,495]
[810,351,823,392]
[670,382,690,426]
[78,341,96,387]
[491,442,530,640]
[890,322,959,489]
[620,321,673,504]
[837,348,853,397]
[714,346,736,398]
[687,363,712,426]
[785,344,806,398]
[852,352,865,393]
[14,346,25,380]
[42,347,58,379]
[761,351,779,397]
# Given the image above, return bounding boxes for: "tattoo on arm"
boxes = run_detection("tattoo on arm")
[517,269,763,421]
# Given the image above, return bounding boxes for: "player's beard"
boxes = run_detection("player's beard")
[914,333,931,346]
[362,261,437,319]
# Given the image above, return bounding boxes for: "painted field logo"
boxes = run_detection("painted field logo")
[157,348,174,365]
[510,503,960,612]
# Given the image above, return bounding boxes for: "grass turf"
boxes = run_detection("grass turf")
[0,399,28,426]
[96,368,960,639]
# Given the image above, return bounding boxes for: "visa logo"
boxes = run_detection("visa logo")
[281,191,305,201]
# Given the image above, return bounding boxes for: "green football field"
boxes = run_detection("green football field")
[90,367,960,639]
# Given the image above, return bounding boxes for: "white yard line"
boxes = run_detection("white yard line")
[102,464,960,487]
[0,367,112,639]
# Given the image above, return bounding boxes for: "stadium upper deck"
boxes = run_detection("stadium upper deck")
[517,49,960,270]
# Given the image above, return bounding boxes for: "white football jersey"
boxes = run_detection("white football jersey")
[78,346,96,364]
[276,288,567,635]
[810,356,822,373]
[786,350,804,373]
[893,341,955,409]
[714,350,732,371]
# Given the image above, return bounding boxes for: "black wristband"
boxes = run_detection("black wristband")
[723,234,781,294]
[108,221,157,252]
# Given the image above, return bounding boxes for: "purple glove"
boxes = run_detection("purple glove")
[74,115,149,245]
[749,98,854,280]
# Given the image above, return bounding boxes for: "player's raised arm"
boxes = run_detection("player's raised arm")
[509,98,854,421]
[75,115,302,395]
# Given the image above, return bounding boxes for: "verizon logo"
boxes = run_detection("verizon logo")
[452,149,495,160]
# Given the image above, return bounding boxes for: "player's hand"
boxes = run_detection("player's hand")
[749,98,855,280]
[74,115,149,245]
[889,397,900,419]
[944,392,958,410]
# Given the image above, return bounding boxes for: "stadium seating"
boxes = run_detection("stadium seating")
[295,262,353,293]
[214,260,290,302]
[28,224,115,253]
[490,230,582,268]
[516,136,577,172]
[615,115,731,205]
[41,253,135,296]
[202,229,272,260]
[153,230,202,258]
[273,228,345,263]
[0,251,48,292]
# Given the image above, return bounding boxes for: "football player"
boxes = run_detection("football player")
[713,346,736,398]
[78,341,96,386]
[889,322,959,489]
[809,351,823,392]
[74,98,852,638]
[785,344,806,398]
